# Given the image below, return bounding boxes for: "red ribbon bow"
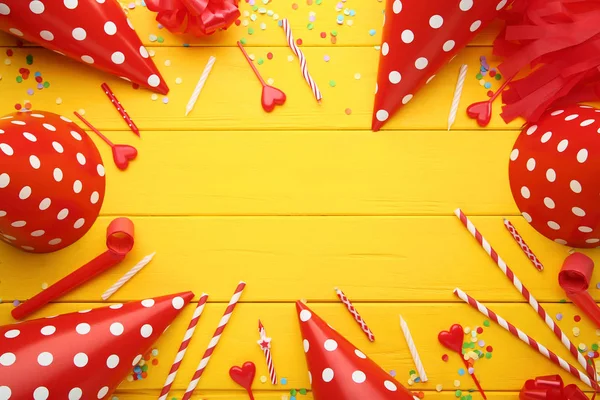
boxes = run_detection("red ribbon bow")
[520,375,588,400]
[145,0,240,37]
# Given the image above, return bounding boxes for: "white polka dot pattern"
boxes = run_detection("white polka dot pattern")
[0,0,168,93]
[295,301,415,399]
[0,111,105,253]
[373,0,506,131]
[509,104,599,248]
[0,292,193,399]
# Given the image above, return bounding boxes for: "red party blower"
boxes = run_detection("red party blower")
[12,218,134,320]
[559,253,600,328]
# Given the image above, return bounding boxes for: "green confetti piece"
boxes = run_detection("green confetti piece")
[329,80,336,87]
[299,389,307,395]
[495,74,502,80]
[560,299,567,303]
[331,30,338,36]
[409,370,416,376]
[485,352,492,359]
[316,0,322,3]
[465,396,472,400]
[16,76,22,83]
[257,58,264,65]
[593,344,599,351]
[141,364,148,372]
[248,27,255,35]
[240,38,247,45]
[307,23,314,30]
[483,320,490,327]
[252,5,258,10]
[290,389,297,396]
[43,81,49,88]
[476,73,483,80]
[157,37,164,43]
[455,390,462,398]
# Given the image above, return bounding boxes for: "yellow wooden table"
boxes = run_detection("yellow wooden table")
[1,1,599,399]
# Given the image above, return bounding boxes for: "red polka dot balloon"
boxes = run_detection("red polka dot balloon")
[0,111,105,253]
[509,104,600,248]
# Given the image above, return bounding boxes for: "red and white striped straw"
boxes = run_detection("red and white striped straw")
[281,18,322,103]
[182,282,246,400]
[454,208,599,382]
[503,218,544,271]
[335,287,375,342]
[158,293,208,400]
[454,287,599,391]
[258,320,277,385]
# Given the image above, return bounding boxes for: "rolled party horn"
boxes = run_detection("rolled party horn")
[454,287,599,391]
[12,217,134,320]
[559,253,600,328]
[454,208,600,382]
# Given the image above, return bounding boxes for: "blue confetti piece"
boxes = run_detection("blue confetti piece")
[34,71,41,77]
[458,368,465,376]
[349,9,356,16]
[281,377,288,385]
[369,29,376,36]
[484,82,492,89]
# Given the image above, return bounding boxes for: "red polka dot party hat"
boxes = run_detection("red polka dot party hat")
[509,104,600,248]
[372,0,509,131]
[0,111,106,253]
[0,0,168,94]
[0,291,193,400]
[296,301,416,400]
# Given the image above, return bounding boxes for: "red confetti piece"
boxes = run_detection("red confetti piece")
[345,108,352,115]
[292,3,298,9]
[296,38,302,46]
[320,32,326,38]
[6,49,13,56]
[14,103,21,110]
[442,354,449,362]
[486,90,494,97]
[267,52,273,60]
[152,359,159,365]
[486,346,493,352]
[35,76,43,83]
[477,327,483,334]
[132,83,140,90]
[331,36,337,44]
[489,70,497,77]
[575,315,581,322]
[235,19,241,26]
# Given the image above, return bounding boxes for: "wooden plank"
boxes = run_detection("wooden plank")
[112,391,523,399]
[79,129,518,216]
[1,216,597,303]
[0,46,527,131]
[2,302,598,392]
[0,2,502,47]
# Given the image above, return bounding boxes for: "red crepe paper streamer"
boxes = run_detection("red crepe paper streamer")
[520,375,589,400]
[494,0,600,124]
[145,0,240,37]
[559,253,600,329]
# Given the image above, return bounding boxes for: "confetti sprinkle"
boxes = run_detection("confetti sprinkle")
[579,343,587,351]
[56,97,62,105]
[454,379,461,387]
[323,55,330,62]
[78,109,86,116]
[329,80,336,87]
[151,94,158,101]
[345,108,352,115]
[483,320,490,327]
[442,354,449,362]
[369,29,376,36]
[162,97,169,104]
[436,384,443,392]
[260,375,267,383]
[175,77,182,84]
[556,313,563,321]
[575,315,582,322]
[280,377,288,385]
[389,370,396,377]
[354,73,361,80]
[455,390,462,397]
[287,55,294,62]
[267,78,275,85]
[41,282,48,290]
[464,327,471,334]
[458,368,465,376]
[267,52,273,60]
[164,60,171,67]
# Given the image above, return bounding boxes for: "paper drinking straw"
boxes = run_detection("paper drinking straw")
[448,64,468,131]
[454,208,599,382]
[399,315,428,382]
[101,252,155,300]
[454,287,599,391]
[101,82,139,136]
[335,287,375,341]
[185,56,216,117]
[503,218,544,271]
[182,282,246,400]
[159,293,209,400]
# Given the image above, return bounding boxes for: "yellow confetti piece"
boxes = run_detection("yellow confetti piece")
[287,55,294,62]
[436,384,443,392]
[77,109,86,116]
[454,379,461,387]
[464,327,471,334]
[573,327,581,337]
[164,59,171,67]
[41,282,48,290]
[407,379,414,386]
[579,343,587,351]
[267,78,275,85]
[175,77,183,85]
[260,375,267,383]
[55,97,62,105]
[151,94,158,101]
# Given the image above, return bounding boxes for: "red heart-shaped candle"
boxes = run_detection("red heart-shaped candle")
[229,361,256,391]
[112,144,138,171]
[438,324,464,353]
[261,85,286,113]
[467,101,493,127]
